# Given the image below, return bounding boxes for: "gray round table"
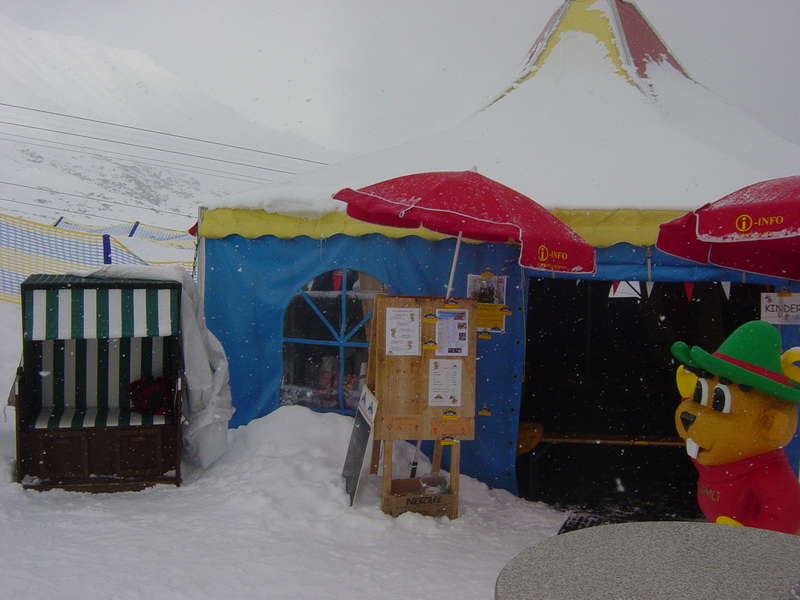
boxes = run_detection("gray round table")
[495,521,800,600]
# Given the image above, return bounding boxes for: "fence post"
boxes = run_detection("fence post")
[102,234,112,264]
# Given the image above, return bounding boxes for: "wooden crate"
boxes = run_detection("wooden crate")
[382,478,457,518]
[378,436,461,519]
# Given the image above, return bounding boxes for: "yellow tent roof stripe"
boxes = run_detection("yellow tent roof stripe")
[518,0,633,90]
[490,0,690,106]
[199,207,683,248]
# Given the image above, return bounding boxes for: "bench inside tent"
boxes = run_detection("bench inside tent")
[14,274,184,491]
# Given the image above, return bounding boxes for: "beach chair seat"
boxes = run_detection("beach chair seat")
[31,406,174,429]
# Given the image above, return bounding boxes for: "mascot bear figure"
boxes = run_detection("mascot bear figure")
[672,320,800,535]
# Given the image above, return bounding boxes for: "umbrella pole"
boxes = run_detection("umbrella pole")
[445,231,463,299]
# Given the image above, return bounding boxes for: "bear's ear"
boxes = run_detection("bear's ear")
[761,406,798,448]
[676,365,697,399]
[780,347,800,384]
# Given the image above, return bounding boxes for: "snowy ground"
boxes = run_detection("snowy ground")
[0,299,566,600]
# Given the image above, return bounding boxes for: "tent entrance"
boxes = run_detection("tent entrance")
[517,278,763,524]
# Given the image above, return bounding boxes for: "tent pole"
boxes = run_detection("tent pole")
[445,231,463,299]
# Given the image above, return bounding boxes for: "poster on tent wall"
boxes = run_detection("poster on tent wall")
[761,293,800,325]
[467,273,508,333]
[467,274,507,304]
[342,386,379,506]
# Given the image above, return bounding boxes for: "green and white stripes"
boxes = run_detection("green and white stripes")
[23,287,179,341]
[29,336,172,429]
[33,406,170,429]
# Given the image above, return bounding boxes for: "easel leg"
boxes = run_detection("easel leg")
[369,439,381,475]
[432,440,443,474]
[448,441,461,519]
[381,440,393,515]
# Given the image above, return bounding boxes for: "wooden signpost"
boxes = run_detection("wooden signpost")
[366,295,477,519]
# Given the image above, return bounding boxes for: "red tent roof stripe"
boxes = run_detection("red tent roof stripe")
[613,0,689,79]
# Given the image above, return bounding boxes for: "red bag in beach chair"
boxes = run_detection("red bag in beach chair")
[129,376,172,415]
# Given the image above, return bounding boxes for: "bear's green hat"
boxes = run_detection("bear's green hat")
[671,320,800,404]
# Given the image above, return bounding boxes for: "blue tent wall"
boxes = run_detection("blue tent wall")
[203,233,526,493]
[555,244,795,284]
[203,235,800,495]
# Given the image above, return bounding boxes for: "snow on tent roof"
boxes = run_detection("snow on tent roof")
[203,0,800,247]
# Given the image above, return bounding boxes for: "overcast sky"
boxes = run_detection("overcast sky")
[2,0,799,155]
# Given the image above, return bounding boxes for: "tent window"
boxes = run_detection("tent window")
[281,270,388,412]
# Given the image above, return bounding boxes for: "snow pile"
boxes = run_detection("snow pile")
[0,302,564,600]
[210,30,800,217]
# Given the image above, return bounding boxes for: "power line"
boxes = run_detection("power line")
[0,120,297,174]
[0,101,329,165]
[0,133,274,185]
[0,180,194,218]
[1,196,139,224]
[0,132,273,183]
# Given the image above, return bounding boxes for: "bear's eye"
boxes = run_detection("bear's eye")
[693,379,709,406]
[712,384,732,413]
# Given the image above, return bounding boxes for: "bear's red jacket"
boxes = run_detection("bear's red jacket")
[692,448,800,534]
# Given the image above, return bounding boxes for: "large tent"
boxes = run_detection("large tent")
[198,0,800,494]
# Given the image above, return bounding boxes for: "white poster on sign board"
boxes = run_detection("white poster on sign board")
[428,359,463,407]
[385,307,421,355]
[761,293,800,325]
[435,308,469,357]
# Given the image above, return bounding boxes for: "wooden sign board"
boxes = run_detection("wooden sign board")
[370,295,476,441]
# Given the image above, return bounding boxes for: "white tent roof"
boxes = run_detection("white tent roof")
[208,0,800,219]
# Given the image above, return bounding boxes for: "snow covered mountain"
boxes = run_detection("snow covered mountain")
[0,13,339,229]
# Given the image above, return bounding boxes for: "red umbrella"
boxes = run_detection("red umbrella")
[656,176,800,280]
[333,171,596,292]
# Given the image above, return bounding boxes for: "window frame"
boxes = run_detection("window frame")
[281,269,386,414]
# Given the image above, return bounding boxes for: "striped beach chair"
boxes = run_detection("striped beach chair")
[14,274,184,491]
